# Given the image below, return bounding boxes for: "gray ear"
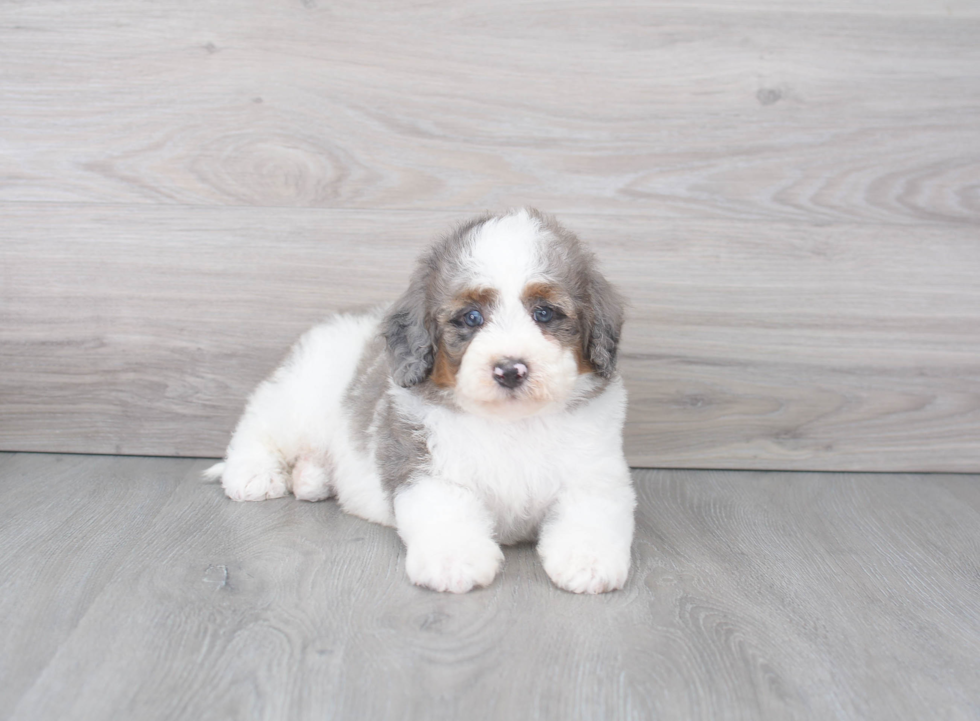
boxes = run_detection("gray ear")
[382,271,434,387]
[584,270,625,379]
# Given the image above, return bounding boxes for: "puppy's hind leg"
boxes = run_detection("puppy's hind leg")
[290,450,335,502]
[220,444,290,502]
[215,367,299,502]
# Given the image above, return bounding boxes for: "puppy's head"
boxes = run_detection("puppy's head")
[383,209,623,419]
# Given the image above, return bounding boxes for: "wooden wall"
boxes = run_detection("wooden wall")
[2,1,978,471]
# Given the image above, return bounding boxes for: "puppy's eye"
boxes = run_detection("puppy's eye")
[463,309,484,327]
[533,307,554,323]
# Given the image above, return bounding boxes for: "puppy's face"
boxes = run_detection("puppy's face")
[384,209,623,420]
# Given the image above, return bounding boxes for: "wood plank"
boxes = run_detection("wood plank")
[2,205,978,471]
[3,453,979,720]
[2,0,978,470]
[1,1,977,225]
[0,453,186,715]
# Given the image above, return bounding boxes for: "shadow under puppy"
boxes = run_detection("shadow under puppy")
[206,208,636,594]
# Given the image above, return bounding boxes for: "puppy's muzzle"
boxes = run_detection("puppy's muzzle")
[493,359,528,389]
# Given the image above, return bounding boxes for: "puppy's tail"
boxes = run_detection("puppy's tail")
[201,461,226,483]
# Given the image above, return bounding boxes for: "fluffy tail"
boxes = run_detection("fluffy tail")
[201,462,225,482]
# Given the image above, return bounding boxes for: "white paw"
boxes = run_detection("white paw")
[539,537,630,594]
[221,459,289,502]
[290,455,333,502]
[405,538,504,593]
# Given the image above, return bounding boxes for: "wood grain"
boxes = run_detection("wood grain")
[1,0,978,471]
[3,205,978,471]
[0,1,977,225]
[2,452,978,720]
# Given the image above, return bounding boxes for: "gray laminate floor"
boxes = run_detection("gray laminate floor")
[1,452,977,720]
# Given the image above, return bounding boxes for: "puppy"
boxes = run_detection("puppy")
[206,208,635,594]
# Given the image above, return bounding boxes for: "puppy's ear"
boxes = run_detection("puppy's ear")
[583,269,625,379]
[382,268,435,387]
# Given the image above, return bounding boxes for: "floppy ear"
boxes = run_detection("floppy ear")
[583,269,625,379]
[382,268,435,387]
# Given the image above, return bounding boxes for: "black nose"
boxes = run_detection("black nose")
[493,359,528,389]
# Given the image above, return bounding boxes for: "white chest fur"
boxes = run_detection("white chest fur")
[390,380,628,544]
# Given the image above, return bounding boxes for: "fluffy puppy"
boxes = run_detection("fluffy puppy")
[206,208,635,594]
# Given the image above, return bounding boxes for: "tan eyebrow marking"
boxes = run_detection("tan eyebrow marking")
[521,282,576,317]
[456,287,498,308]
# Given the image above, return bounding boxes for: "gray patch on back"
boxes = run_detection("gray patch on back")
[344,333,388,454]
[344,331,431,494]
[373,392,430,494]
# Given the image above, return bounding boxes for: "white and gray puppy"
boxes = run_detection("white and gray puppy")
[206,208,636,594]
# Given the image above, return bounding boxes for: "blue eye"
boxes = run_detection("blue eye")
[463,309,484,327]
[533,307,554,323]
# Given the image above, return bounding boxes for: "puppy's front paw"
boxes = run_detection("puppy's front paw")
[221,459,289,502]
[405,537,504,593]
[539,536,630,594]
[290,455,333,502]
